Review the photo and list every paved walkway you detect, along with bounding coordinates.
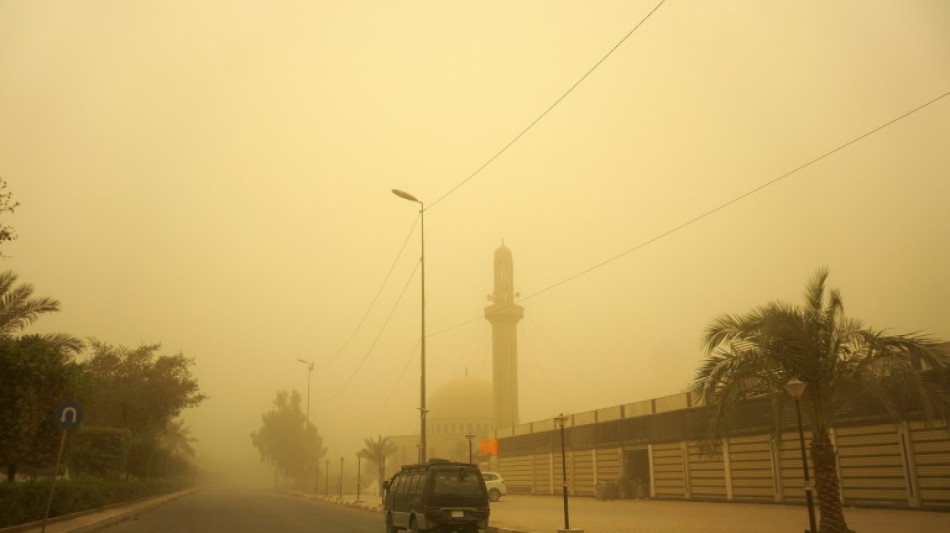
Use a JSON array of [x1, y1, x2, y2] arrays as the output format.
[[4, 488, 947, 533], [483, 494, 949, 533], [315, 492, 949, 533]]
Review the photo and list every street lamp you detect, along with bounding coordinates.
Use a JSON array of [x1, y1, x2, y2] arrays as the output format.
[[325, 459, 330, 497], [465, 432, 476, 464], [297, 358, 315, 492], [356, 453, 362, 502], [296, 359, 314, 423], [785, 377, 818, 533], [393, 188, 428, 463], [554, 413, 571, 531], [339, 457, 345, 499]]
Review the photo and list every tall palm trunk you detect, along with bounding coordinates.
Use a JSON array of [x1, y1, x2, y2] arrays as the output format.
[[811, 433, 851, 533]]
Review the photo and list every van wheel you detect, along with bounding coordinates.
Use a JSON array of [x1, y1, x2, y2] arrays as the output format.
[[409, 517, 426, 533], [488, 488, 501, 502], [385, 514, 397, 533]]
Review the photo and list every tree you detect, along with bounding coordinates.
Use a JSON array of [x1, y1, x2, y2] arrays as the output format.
[[691, 268, 950, 533], [0, 178, 19, 252], [357, 434, 398, 494], [0, 336, 83, 481], [0, 270, 82, 352], [80, 340, 207, 477], [250, 390, 326, 486], [0, 271, 82, 481]]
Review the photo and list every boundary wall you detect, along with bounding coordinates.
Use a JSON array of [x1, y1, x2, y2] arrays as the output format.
[[492, 393, 950, 509]]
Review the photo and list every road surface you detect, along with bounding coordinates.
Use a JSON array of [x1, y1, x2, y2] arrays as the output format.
[[99, 487, 380, 533]]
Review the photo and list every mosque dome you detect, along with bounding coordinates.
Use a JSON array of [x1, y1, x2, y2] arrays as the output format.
[[427, 376, 493, 422]]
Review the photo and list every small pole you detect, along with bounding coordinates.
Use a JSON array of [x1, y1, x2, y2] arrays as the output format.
[[339, 457, 344, 499], [40, 430, 69, 533], [465, 432, 475, 464], [795, 398, 818, 533], [556, 414, 570, 530], [356, 455, 362, 502]]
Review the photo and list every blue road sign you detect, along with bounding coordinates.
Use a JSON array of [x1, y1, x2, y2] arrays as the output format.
[[54, 402, 83, 429]]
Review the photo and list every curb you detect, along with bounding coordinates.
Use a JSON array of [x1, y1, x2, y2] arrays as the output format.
[[69, 489, 198, 533], [0, 488, 197, 533]]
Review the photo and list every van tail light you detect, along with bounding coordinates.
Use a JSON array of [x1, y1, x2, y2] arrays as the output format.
[[424, 508, 442, 521], [474, 507, 490, 519]]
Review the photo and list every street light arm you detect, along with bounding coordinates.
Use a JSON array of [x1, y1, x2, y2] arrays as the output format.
[[392, 189, 421, 203]]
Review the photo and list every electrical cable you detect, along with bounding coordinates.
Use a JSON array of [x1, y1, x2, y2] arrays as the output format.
[[315, 259, 420, 404], [428, 0, 668, 210], [364, 340, 421, 435], [316, 214, 419, 372], [427, 90, 950, 337]]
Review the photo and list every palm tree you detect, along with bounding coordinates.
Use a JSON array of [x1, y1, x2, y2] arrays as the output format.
[[358, 435, 398, 495], [160, 418, 197, 458], [0, 270, 82, 352], [691, 267, 950, 533]]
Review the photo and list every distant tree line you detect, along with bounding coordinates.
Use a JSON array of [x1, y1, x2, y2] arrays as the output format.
[[0, 272, 207, 482], [0, 182, 207, 484]]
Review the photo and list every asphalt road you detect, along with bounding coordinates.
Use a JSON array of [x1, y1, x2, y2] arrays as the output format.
[[99, 487, 381, 533]]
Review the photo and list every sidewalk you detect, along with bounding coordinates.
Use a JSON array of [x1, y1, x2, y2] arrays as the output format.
[[483, 494, 950, 533], [323, 492, 949, 533], [0, 489, 196, 533]]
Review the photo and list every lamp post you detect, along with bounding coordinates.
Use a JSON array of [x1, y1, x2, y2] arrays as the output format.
[[356, 454, 362, 502], [296, 359, 314, 423], [297, 359, 315, 492], [554, 413, 571, 531], [465, 432, 476, 464], [393, 188, 428, 463], [785, 378, 818, 533], [339, 457, 344, 499], [325, 459, 330, 497]]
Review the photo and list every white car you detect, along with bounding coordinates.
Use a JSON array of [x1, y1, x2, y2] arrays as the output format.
[[482, 471, 507, 502]]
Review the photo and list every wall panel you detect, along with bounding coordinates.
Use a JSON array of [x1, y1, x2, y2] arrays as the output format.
[[728, 434, 776, 501]]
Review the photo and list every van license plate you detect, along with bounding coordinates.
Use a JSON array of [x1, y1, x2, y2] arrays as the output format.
[[451, 511, 464, 518]]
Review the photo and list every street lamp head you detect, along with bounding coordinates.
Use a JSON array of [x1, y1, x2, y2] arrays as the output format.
[[554, 413, 569, 428], [465, 432, 475, 441], [392, 189, 421, 204], [784, 377, 807, 400]]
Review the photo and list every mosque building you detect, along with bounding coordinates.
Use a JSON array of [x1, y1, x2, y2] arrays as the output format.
[[387, 242, 523, 470]]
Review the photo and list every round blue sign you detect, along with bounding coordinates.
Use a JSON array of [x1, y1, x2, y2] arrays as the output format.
[[55, 402, 83, 429]]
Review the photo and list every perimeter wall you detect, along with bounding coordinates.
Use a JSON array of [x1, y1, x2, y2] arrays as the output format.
[[492, 393, 950, 509]]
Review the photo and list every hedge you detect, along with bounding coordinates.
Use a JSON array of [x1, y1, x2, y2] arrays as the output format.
[[0, 476, 192, 528]]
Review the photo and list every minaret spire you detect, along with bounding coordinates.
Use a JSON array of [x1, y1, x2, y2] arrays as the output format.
[[485, 242, 524, 430]]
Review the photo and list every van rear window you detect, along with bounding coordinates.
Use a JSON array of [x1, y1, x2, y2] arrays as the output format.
[[431, 469, 483, 496]]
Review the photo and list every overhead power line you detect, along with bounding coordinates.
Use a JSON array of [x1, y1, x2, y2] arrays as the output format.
[[428, 0, 668, 210], [315, 259, 420, 404], [316, 215, 419, 372], [428, 89, 950, 337]]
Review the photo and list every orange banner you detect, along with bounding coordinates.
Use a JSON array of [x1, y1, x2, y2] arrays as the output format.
[[479, 438, 499, 456]]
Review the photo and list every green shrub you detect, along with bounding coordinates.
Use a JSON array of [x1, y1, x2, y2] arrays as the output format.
[[68, 427, 132, 479], [0, 476, 192, 528]]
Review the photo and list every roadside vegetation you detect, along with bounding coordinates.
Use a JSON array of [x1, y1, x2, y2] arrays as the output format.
[[250, 390, 327, 490], [692, 268, 950, 533], [357, 435, 398, 494], [0, 181, 207, 527]]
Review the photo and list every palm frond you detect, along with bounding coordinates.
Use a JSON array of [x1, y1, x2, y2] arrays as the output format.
[[0, 289, 61, 335], [35, 332, 84, 354], [803, 266, 830, 317]]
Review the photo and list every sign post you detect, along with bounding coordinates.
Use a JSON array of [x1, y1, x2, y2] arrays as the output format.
[[41, 402, 83, 533]]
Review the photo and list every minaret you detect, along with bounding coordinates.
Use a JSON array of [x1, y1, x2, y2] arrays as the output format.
[[484, 242, 524, 430]]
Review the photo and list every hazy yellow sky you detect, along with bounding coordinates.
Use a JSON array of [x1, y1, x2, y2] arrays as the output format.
[[2, 1, 948, 481]]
